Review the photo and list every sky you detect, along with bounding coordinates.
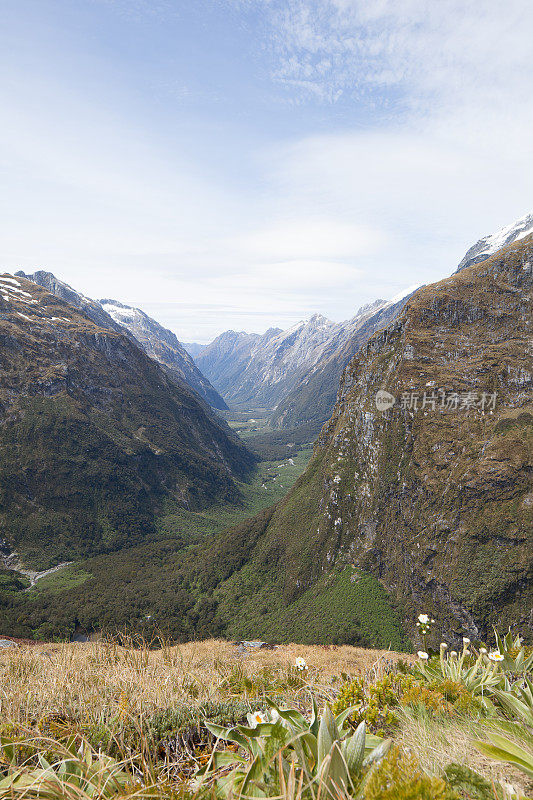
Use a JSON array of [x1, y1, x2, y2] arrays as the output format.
[[0, 0, 532, 343]]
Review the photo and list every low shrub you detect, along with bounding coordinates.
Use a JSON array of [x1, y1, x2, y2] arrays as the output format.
[[363, 745, 453, 800]]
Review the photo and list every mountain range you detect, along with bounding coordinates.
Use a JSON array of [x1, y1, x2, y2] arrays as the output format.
[[195, 315, 336, 411], [194, 293, 419, 432], [0, 212, 531, 646]]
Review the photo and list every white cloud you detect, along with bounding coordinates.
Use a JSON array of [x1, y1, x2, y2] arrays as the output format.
[[232, 218, 384, 261], [263, 0, 533, 113]]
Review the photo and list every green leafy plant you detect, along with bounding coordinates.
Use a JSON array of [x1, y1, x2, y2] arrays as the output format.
[[199, 696, 391, 798], [474, 733, 533, 781], [474, 675, 533, 784], [491, 631, 533, 676], [0, 734, 130, 799], [415, 641, 500, 702], [490, 678, 533, 727]]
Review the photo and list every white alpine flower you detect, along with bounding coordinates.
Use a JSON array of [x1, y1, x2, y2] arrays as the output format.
[[463, 637, 470, 645], [417, 651, 429, 660], [418, 614, 430, 624], [247, 711, 267, 728], [488, 651, 504, 662], [295, 657, 307, 670]]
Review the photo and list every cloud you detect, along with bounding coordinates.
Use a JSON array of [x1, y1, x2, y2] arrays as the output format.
[[232, 218, 384, 261], [259, 0, 533, 113]]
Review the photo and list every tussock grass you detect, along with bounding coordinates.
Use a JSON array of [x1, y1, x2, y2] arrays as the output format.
[[398, 708, 531, 794], [0, 639, 529, 798], [0, 638, 410, 726]]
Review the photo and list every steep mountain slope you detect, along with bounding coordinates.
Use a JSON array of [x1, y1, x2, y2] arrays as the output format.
[[99, 300, 227, 410], [193, 327, 272, 408], [187, 234, 533, 643], [272, 212, 533, 431], [17, 272, 226, 410], [456, 212, 533, 272], [197, 315, 343, 410], [183, 342, 205, 358], [16, 270, 128, 335], [0, 274, 254, 569], [270, 295, 416, 432]]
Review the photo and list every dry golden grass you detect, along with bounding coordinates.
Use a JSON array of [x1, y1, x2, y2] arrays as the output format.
[[0, 639, 529, 798], [0, 638, 412, 724], [399, 709, 530, 795]]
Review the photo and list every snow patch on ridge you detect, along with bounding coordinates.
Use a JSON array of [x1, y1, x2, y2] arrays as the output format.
[[387, 284, 421, 305], [457, 212, 533, 272]]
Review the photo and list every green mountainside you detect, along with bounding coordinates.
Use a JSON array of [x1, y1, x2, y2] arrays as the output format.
[[0, 447, 317, 640], [0, 274, 254, 569], [170, 235, 532, 645]]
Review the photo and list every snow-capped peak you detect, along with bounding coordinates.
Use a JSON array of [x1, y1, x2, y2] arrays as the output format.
[[456, 212, 533, 273]]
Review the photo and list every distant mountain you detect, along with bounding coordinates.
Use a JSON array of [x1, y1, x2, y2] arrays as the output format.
[[0, 274, 253, 569], [183, 342, 205, 358], [270, 295, 418, 431], [196, 316, 341, 410], [99, 300, 227, 410], [456, 212, 533, 272], [196, 295, 419, 430], [16, 272, 227, 410]]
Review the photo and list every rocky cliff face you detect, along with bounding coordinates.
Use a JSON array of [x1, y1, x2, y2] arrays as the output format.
[[310, 234, 533, 639], [199, 235, 532, 643], [0, 274, 253, 568], [17, 272, 227, 410]]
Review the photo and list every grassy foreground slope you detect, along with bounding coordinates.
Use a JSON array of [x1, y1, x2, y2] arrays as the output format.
[[0, 638, 529, 797]]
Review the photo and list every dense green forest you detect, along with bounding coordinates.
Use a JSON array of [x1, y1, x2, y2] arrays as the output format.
[[0, 427, 407, 648]]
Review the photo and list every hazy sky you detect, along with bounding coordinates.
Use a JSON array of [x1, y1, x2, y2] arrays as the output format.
[[1, 0, 532, 342]]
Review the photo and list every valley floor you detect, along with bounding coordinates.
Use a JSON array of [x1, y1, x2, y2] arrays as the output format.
[[27, 445, 314, 596]]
